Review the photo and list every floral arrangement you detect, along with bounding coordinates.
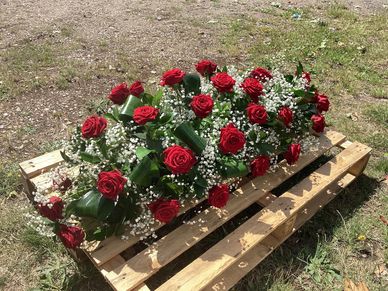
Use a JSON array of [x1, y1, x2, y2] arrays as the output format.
[[29, 60, 330, 249]]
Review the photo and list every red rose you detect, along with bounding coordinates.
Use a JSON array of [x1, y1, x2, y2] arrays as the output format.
[[208, 184, 230, 208], [148, 198, 180, 223], [211, 72, 236, 93], [81, 115, 107, 139], [219, 123, 245, 155], [250, 67, 272, 82], [195, 60, 217, 77], [108, 83, 130, 104], [38, 196, 64, 221], [314, 93, 330, 112], [278, 107, 293, 127], [190, 94, 214, 118], [284, 143, 301, 165], [311, 114, 325, 133], [58, 224, 84, 249], [129, 81, 144, 97], [302, 71, 311, 86], [133, 106, 159, 125], [163, 145, 196, 174], [97, 169, 127, 200], [240, 78, 264, 102], [53, 177, 72, 194], [250, 155, 270, 177], [160, 68, 186, 86], [246, 103, 268, 125]]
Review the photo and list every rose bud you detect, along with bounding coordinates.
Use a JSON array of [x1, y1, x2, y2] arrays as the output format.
[[250, 156, 270, 177], [163, 145, 197, 174], [58, 224, 85, 249], [219, 123, 245, 155], [133, 106, 159, 125], [81, 115, 107, 139], [278, 106, 293, 127], [250, 67, 272, 82], [190, 94, 214, 118], [97, 169, 127, 200], [284, 143, 301, 165], [208, 184, 230, 208], [211, 72, 236, 93], [311, 114, 325, 133], [195, 59, 217, 77], [160, 68, 186, 86], [108, 83, 130, 104], [38, 196, 64, 221], [129, 81, 144, 97], [148, 198, 180, 223], [246, 103, 268, 125]]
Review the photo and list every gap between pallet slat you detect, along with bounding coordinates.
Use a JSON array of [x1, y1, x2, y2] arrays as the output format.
[[155, 142, 370, 291]]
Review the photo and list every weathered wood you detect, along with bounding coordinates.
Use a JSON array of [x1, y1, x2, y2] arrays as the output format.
[[19, 149, 63, 179], [156, 142, 370, 291], [205, 173, 357, 291]]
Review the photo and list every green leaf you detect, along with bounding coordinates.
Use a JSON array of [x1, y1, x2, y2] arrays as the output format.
[[79, 152, 101, 164], [257, 143, 276, 155], [152, 89, 164, 106], [104, 112, 119, 122], [135, 147, 154, 160], [220, 159, 249, 178], [130, 156, 160, 186], [97, 139, 109, 159], [284, 74, 294, 83], [60, 150, 72, 163], [66, 189, 115, 221], [183, 73, 201, 95], [119, 95, 143, 121], [174, 122, 206, 154], [296, 62, 304, 76]]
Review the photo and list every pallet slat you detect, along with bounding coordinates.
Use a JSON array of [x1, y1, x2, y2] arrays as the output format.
[[156, 142, 370, 291], [106, 131, 346, 290], [19, 149, 63, 179]]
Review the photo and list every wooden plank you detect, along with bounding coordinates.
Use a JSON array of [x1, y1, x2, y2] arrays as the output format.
[[206, 173, 357, 291], [256, 192, 277, 207], [156, 142, 370, 291], [338, 140, 353, 149], [19, 149, 63, 179], [105, 131, 346, 290]]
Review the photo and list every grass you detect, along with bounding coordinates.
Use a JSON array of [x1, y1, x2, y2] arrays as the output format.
[[0, 2, 387, 291]]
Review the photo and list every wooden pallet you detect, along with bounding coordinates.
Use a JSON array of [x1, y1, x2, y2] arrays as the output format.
[[19, 131, 371, 291]]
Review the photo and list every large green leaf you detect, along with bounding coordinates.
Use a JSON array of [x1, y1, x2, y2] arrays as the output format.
[[220, 159, 249, 178], [130, 155, 160, 186], [79, 152, 101, 164], [135, 147, 154, 160], [66, 189, 115, 221], [174, 122, 206, 154], [183, 73, 201, 95], [119, 95, 143, 121]]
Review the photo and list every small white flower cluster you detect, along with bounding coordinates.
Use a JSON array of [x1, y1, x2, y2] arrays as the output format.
[[25, 213, 56, 237]]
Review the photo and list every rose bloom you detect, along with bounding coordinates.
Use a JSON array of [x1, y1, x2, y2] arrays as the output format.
[[163, 145, 196, 174], [38, 196, 64, 221], [190, 94, 214, 118], [160, 68, 186, 86], [250, 67, 272, 82], [278, 106, 293, 127], [108, 83, 130, 104], [246, 103, 268, 125], [219, 123, 245, 155], [148, 198, 180, 223], [284, 143, 301, 165], [97, 169, 127, 200], [311, 114, 325, 133], [129, 81, 144, 97], [58, 224, 84, 249], [211, 72, 236, 93], [302, 71, 311, 86], [195, 59, 217, 77], [208, 184, 230, 208], [53, 177, 72, 194], [314, 92, 330, 112], [240, 78, 264, 102], [81, 115, 107, 139], [250, 155, 270, 177], [133, 106, 159, 125]]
